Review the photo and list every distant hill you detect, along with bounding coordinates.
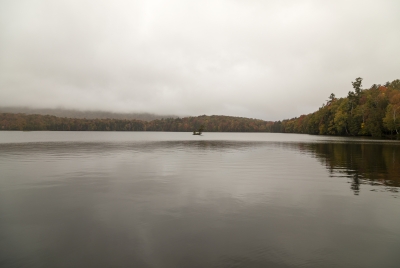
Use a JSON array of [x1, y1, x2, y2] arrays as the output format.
[[0, 113, 273, 132], [0, 107, 178, 121]]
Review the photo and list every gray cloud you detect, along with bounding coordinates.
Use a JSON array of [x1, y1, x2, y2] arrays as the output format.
[[1, 0, 399, 120]]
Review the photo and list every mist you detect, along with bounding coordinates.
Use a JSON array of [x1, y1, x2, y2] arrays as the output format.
[[1, 0, 399, 120]]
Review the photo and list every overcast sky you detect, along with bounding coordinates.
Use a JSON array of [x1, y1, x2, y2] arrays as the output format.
[[1, 0, 399, 120]]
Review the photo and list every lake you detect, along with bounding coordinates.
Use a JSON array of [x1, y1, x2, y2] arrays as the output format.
[[0, 132, 399, 267]]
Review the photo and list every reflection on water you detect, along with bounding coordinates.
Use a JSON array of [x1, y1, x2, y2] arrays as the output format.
[[0, 133, 400, 268], [302, 143, 400, 195]]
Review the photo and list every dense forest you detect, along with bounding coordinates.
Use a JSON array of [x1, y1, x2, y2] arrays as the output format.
[[270, 78, 400, 138], [0, 113, 271, 132], [1, 78, 399, 137]]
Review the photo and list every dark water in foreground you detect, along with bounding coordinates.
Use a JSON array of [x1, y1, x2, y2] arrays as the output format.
[[0, 132, 400, 267]]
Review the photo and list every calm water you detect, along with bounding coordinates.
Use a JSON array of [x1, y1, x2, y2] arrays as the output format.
[[0, 132, 399, 268]]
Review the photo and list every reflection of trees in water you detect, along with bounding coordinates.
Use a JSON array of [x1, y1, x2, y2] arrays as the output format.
[[0, 140, 266, 155], [351, 173, 360, 195], [148, 140, 267, 151], [302, 142, 400, 195]]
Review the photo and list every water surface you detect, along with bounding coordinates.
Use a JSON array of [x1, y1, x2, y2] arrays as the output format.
[[0, 132, 399, 267]]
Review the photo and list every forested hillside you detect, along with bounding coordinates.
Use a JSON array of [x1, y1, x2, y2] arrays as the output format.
[[1, 78, 399, 137], [0, 113, 272, 132], [269, 78, 400, 137]]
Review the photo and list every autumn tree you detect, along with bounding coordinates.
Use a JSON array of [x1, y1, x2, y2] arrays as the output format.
[[384, 92, 400, 134]]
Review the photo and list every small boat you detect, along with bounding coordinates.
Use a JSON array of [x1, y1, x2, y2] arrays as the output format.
[[193, 125, 204, 135]]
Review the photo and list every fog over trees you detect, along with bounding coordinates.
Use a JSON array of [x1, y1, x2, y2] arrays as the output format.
[[0, 107, 178, 121]]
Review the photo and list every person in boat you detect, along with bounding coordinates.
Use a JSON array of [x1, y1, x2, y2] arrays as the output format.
[[193, 125, 204, 135]]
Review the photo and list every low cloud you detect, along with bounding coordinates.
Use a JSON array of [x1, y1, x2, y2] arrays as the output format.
[[1, 0, 399, 120]]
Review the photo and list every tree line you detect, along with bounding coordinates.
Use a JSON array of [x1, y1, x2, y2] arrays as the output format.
[[1, 78, 399, 137], [270, 78, 400, 137], [0, 113, 272, 132]]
